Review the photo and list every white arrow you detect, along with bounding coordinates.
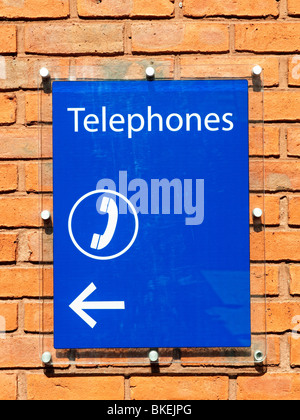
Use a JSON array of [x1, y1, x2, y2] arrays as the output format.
[[69, 283, 125, 328]]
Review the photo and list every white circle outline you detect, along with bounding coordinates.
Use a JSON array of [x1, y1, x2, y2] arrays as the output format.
[[68, 189, 139, 260]]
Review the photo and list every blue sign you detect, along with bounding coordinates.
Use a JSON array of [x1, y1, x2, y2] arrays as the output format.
[[52, 80, 250, 349]]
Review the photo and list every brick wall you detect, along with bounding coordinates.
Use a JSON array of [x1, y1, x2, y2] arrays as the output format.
[[0, 0, 299, 400]]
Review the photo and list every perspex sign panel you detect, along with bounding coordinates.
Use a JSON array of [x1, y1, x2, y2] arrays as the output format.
[[52, 80, 251, 350]]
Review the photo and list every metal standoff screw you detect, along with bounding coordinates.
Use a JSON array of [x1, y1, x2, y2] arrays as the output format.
[[41, 210, 51, 221], [252, 207, 263, 218], [41, 351, 52, 365], [146, 66, 155, 80], [148, 349, 159, 363], [40, 67, 50, 79], [252, 65, 262, 77], [254, 350, 264, 363]]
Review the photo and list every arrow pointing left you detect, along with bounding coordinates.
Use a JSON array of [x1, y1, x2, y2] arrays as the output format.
[[69, 283, 125, 328]]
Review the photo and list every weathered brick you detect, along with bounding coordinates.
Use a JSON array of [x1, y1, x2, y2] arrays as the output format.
[[0, 94, 16, 124], [0, 25, 16, 53], [0, 266, 52, 298], [27, 231, 53, 262], [237, 374, 300, 400], [0, 57, 70, 90], [75, 56, 175, 80], [235, 23, 300, 53], [0, 374, 17, 400], [130, 376, 228, 400], [181, 335, 279, 366], [287, 127, 300, 157], [132, 22, 229, 53], [78, 0, 174, 17], [289, 196, 300, 225], [288, 56, 300, 87], [264, 91, 300, 122], [0, 302, 18, 331], [0, 127, 52, 159], [250, 160, 300, 191], [0, 233, 17, 262], [0, 164, 18, 192], [288, 0, 300, 16], [24, 301, 53, 333], [250, 264, 279, 296], [290, 265, 300, 295], [25, 23, 124, 55], [250, 194, 280, 225], [251, 231, 300, 261], [180, 56, 279, 87], [27, 374, 124, 400], [0, 0, 69, 18], [184, 0, 278, 17]]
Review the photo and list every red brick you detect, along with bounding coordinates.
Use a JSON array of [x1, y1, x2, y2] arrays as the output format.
[[180, 56, 279, 88], [25, 23, 124, 55], [75, 56, 175, 80], [250, 264, 279, 296], [24, 301, 53, 333], [290, 334, 300, 366], [0, 196, 46, 227], [0, 233, 17, 262], [290, 265, 300, 295], [235, 23, 300, 53], [264, 91, 300, 122], [288, 0, 300, 16], [130, 376, 228, 400], [249, 125, 280, 157], [0, 93, 16, 124], [184, 0, 278, 17], [252, 301, 300, 334], [25, 92, 52, 124], [27, 374, 124, 400], [0, 374, 17, 400], [25, 161, 52, 192], [288, 56, 300, 87], [0, 163, 18, 192], [130, 0, 174, 17], [0, 127, 52, 159], [0, 266, 52, 298], [251, 231, 300, 261], [287, 127, 300, 157], [0, 0, 69, 18], [237, 374, 300, 400], [0, 25, 16, 53], [266, 302, 300, 332], [250, 194, 280, 225], [132, 22, 229, 53], [0, 302, 18, 331], [289, 196, 300, 225], [0, 335, 41, 368], [250, 160, 300, 191]]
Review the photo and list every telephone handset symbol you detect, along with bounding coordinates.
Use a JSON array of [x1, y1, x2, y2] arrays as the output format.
[[90, 196, 118, 250]]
